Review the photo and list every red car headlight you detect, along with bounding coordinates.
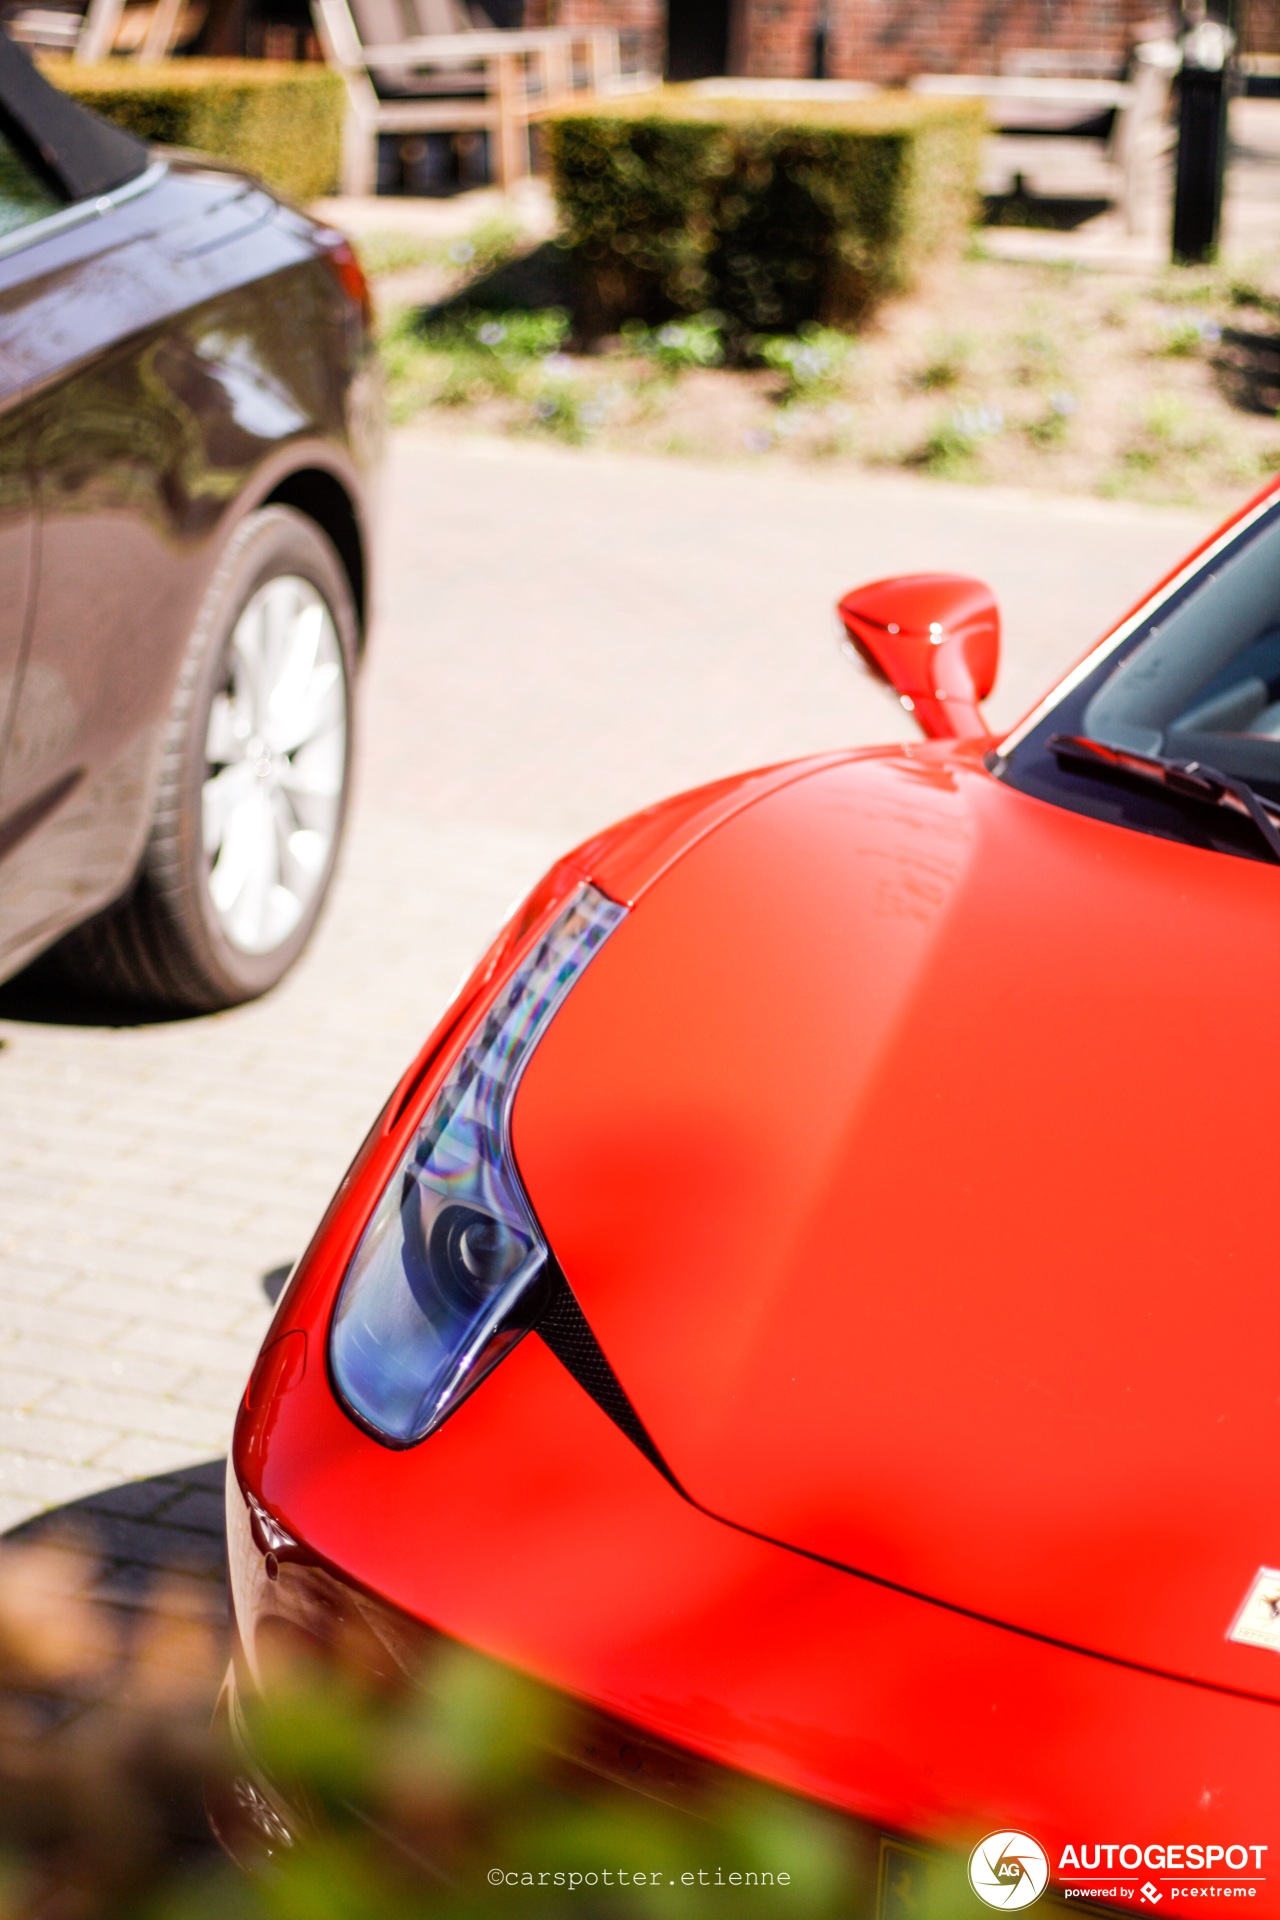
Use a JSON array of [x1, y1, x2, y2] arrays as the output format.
[[328, 885, 624, 1445]]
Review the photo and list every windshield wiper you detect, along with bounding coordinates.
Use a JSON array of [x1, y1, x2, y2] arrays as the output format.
[[1048, 732, 1280, 867]]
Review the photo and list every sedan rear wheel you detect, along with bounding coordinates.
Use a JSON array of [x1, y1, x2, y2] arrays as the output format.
[[202, 572, 347, 958], [57, 506, 357, 1012]]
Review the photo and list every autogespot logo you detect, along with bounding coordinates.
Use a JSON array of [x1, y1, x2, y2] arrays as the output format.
[[969, 1832, 1051, 1910]]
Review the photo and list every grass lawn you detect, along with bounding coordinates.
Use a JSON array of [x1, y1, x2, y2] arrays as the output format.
[[361, 218, 1280, 510]]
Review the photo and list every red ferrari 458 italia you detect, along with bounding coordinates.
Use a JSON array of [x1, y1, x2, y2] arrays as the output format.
[[217, 475, 1280, 1910]]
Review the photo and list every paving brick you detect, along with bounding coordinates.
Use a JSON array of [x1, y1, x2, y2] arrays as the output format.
[[0, 1455, 121, 1507], [42, 1244, 193, 1287], [110, 1323, 263, 1374], [173, 1458, 228, 1494], [93, 1560, 224, 1616], [71, 1511, 226, 1574], [0, 1263, 77, 1302], [81, 1477, 197, 1521], [0, 1296, 128, 1349], [1, 1339, 190, 1400], [165, 1261, 279, 1306], [228, 1307, 275, 1348], [91, 1435, 227, 1481], [0, 1407, 121, 1467], [0, 1490, 43, 1531], [0, 1364, 59, 1409], [36, 1386, 230, 1453], [170, 1370, 251, 1415], [58, 1279, 243, 1335], [160, 1486, 227, 1537]]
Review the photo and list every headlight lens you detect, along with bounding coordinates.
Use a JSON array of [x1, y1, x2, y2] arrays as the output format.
[[329, 885, 624, 1444]]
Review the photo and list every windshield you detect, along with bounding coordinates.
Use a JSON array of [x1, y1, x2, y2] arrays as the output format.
[[998, 495, 1280, 862]]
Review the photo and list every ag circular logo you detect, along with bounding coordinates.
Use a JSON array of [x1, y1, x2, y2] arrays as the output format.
[[968, 1831, 1050, 1909]]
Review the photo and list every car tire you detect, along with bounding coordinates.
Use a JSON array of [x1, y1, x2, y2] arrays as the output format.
[[57, 506, 357, 1013]]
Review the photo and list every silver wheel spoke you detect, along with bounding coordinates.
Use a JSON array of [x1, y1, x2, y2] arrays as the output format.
[[270, 660, 343, 759], [277, 729, 345, 831], [205, 690, 247, 766], [231, 598, 271, 734], [209, 789, 275, 921], [265, 603, 325, 743], [203, 574, 346, 957], [202, 761, 257, 856]]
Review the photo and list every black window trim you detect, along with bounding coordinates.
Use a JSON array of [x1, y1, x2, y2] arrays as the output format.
[[0, 152, 165, 264], [0, 23, 149, 203]]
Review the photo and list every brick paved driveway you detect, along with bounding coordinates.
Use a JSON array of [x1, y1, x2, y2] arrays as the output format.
[[0, 431, 1209, 1599]]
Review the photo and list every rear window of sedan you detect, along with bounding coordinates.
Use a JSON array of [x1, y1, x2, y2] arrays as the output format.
[[0, 123, 62, 237]]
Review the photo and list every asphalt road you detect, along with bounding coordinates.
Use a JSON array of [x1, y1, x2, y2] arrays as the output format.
[[0, 431, 1210, 1605]]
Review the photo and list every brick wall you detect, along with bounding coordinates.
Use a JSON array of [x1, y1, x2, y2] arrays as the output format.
[[520, 0, 1277, 79], [520, 0, 666, 71], [743, 0, 1176, 82], [1244, 0, 1280, 56]]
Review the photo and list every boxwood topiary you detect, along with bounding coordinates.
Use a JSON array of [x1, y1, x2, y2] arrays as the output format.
[[44, 60, 344, 204], [546, 89, 984, 337]]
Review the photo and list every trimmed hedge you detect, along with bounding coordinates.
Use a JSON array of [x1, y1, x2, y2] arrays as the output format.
[[44, 60, 344, 203], [545, 88, 984, 336]]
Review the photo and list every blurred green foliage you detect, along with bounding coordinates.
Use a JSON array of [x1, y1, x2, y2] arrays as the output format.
[[380, 305, 571, 418], [356, 232, 448, 279], [620, 312, 726, 372], [912, 333, 973, 394], [545, 90, 983, 338], [754, 326, 852, 402], [0, 1532, 988, 1920], [202, 1633, 972, 1920], [354, 215, 525, 283], [44, 60, 344, 202]]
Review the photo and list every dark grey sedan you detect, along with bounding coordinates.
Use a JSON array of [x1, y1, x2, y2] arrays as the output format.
[[0, 31, 379, 1010]]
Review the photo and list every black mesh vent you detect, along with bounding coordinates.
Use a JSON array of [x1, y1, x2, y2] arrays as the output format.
[[537, 1269, 677, 1486]]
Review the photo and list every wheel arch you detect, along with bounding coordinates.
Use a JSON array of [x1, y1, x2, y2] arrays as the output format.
[[262, 467, 369, 654]]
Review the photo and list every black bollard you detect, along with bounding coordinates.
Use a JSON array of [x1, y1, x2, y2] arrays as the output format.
[[811, 3, 831, 80], [1171, 21, 1233, 262]]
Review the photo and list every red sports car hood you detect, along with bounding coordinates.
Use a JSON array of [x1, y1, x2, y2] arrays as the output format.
[[512, 746, 1280, 1699]]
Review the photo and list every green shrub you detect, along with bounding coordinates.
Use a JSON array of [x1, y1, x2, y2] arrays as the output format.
[[1025, 390, 1077, 447], [546, 88, 983, 336], [913, 331, 973, 391], [755, 324, 851, 401], [44, 59, 344, 203], [620, 310, 725, 370], [421, 306, 570, 362], [914, 401, 1003, 477], [356, 230, 444, 277], [381, 305, 574, 420], [1159, 313, 1221, 357]]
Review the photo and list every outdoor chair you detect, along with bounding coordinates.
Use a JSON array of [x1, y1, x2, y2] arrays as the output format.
[[312, 0, 623, 194], [909, 38, 1177, 232], [2, 0, 201, 60]]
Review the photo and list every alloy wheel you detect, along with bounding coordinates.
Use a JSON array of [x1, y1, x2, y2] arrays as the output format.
[[201, 574, 347, 956]]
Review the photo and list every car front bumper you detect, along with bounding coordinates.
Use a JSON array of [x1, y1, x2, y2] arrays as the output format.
[[222, 1324, 1280, 1914]]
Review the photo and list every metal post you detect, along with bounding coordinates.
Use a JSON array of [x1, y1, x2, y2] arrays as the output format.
[[1171, 14, 1235, 262], [811, 2, 831, 80]]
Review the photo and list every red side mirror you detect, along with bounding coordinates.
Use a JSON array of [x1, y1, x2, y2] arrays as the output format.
[[836, 573, 1000, 741]]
